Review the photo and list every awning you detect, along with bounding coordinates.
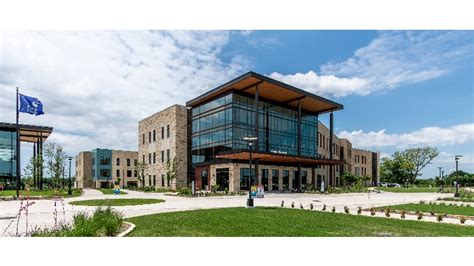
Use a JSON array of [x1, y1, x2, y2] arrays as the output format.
[[186, 71, 343, 114], [216, 150, 342, 166], [0, 122, 53, 143]]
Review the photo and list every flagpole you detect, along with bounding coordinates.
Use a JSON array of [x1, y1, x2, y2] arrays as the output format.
[[16, 87, 20, 198]]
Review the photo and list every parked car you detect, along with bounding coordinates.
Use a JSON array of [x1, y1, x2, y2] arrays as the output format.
[[380, 182, 388, 187], [387, 183, 401, 188]]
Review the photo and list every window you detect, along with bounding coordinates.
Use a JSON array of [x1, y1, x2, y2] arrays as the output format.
[[148, 175, 151, 186], [282, 170, 289, 190], [240, 168, 254, 190], [134, 159, 138, 166], [148, 131, 151, 143], [161, 174, 165, 186], [161, 127, 164, 139], [148, 153, 151, 164], [271, 170, 279, 191], [166, 149, 170, 161], [153, 130, 156, 142], [134, 170, 137, 177], [166, 125, 170, 138], [127, 170, 132, 177], [153, 152, 156, 164], [153, 175, 156, 186], [142, 133, 145, 144], [161, 150, 164, 163], [116, 170, 120, 177], [142, 154, 145, 163], [302, 171, 308, 185], [116, 158, 120, 166], [100, 158, 110, 165], [127, 158, 131, 166]]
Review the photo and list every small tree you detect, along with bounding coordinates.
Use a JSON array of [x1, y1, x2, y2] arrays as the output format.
[[401, 147, 439, 180], [23, 155, 43, 188], [43, 143, 67, 189], [165, 157, 181, 188], [134, 162, 148, 188]]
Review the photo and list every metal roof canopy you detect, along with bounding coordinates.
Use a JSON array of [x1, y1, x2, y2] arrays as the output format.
[[216, 150, 342, 166], [0, 122, 53, 143], [186, 71, 344, 114]]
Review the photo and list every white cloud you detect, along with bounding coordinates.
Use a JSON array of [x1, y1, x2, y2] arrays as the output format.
[[0, 31, 249, 156], [338, 123, 474, 149], [270, 31, 473, 97], [269, 71, 369, 97]]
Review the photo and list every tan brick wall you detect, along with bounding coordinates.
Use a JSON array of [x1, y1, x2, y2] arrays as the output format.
[[74, 151, 92, 188], [138, 104, 188, 190], [111, 150, 139, 187]]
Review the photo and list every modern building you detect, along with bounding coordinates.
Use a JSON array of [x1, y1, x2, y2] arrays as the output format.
[[138, 71, 380, 192], [74, 148, 138, 188], [138, 105, 188, 190], [0, 122, 52, 190]]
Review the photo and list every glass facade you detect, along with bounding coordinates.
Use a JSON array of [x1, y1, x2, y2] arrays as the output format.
[[92, 148, 112, 181], [0, 130, 17, 180], [191, 92, 318, 164]]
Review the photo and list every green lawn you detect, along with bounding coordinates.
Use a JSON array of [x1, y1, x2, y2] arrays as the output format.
[[97, 188, 127, 195], [0, 189, 82, 198], [69, 198, 164, 206], [377, 203, 474, 216], [126, 207, 474, 237], [378, 187, 444, 193]]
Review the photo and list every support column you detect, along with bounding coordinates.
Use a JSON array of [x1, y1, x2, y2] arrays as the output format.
[[329, 112, 334, 187], [297, 100, 302, 189], [39, 133, 43, 190], [254, 85, 259, 188], [33, 142, 37, 189]]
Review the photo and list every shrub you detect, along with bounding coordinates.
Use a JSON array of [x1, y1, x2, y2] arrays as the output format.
[[400, 210, 406, 218], [436, 214, 443, 222], [344, 206, 349, 214], [322, 204, 327, 211], [291, 202, 295, 208], [460, 216, 467, 224], [419, 200, 425, 204], [417, 212, 423, 220], [179, 187, 192, 196], [370, 208, 375, 216], [385, 208, 391, 217], [357, 207, 362, 215], [439, 202, 446, 206], [331, 206, 336, 213], [31, 206, 123, 237], [310, 203, 314, 210], [281, 200, 284, 208], [300, 203, 304, 210], [467, 204, 471, 208]]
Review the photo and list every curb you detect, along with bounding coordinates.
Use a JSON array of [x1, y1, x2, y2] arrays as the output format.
[[117, 221, 136, 237]]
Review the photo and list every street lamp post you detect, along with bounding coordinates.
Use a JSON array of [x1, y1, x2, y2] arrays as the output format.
[[438, 166, 443, 190], [243, 136, 258, 208], [454, 155, 463, 197], [68, 157, 72, 195]]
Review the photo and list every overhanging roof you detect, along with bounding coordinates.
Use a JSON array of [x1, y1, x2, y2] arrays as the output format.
[[0, 122, 53, 143], [216, 150, 342, 166], [186, 71, 343, 114]]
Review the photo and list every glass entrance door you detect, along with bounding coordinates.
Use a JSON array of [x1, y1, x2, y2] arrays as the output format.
[[216, 168, 229, 191]]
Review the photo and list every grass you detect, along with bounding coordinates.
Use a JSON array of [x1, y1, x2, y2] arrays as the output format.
[[69, 198, 165, 206], [126, 207, 474, 237], [98, 188, 127, 195], [31, 207, 123, 237], [376, 203, 474, 216], [0, 189, 82, 198], [438, 197, 474, 202], [378, 187, 444, 193]]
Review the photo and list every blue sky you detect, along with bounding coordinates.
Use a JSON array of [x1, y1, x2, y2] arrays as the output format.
[[0, 30, 472, 178]]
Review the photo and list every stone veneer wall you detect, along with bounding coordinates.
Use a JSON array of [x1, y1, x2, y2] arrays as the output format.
[[74, 151, 92, 189], [138, 104, 188, 190], [111, 150, 139, 187]]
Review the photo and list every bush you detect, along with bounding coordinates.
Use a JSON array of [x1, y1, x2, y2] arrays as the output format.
[[370, 208, 376, 216], [460, 216, 467, 224], [357, 207, 362, 215], [436, 214, 443, 222], [344, 206, 349, 214], [385, 208, 391, 217], [331, 206, 336, 213], [417, 212, 423, 220], [322, 204, 327, 211], [31, 206, 123, 237], [179, 187, 192, 195], [400, 210, 406, 218]]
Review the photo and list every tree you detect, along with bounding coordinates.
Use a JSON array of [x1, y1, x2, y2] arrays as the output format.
[[43, 143, 67, 189], [23, 155, 43, 188], [134, 161, 148, 188], [380, 156, 415, 186], [400, 147, 439, 179], [165, 157, 181, 188]]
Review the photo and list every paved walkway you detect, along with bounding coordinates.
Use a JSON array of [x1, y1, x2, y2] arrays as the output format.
[[0, 189, 463, 236]]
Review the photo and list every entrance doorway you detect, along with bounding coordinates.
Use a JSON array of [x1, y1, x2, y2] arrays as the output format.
[[261, 169, 268, 191], [216, 168, 229, 191]]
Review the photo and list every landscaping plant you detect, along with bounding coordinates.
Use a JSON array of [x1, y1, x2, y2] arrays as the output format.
[[436, 214, 443, 222], [344, 206, 349, 214], [400, 210, 406, 218], [460, 216, 467, 224], [357, 207, 362, 215], [370, 208, 376, 216], [385, 208, 391, 217], [332, 206, 336, 213], [417, 212, 423, 220], [322, 204, 326, 211]]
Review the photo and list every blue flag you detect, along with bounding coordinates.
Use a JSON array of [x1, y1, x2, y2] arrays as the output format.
[[19, 94, 45, 116]]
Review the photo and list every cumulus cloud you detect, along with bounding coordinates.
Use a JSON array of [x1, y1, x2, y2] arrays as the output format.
[[0, 31, 249, 155], [338, 123, 474, 149], [270, 31, 473, 97], [269, 71, 369, 97]]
